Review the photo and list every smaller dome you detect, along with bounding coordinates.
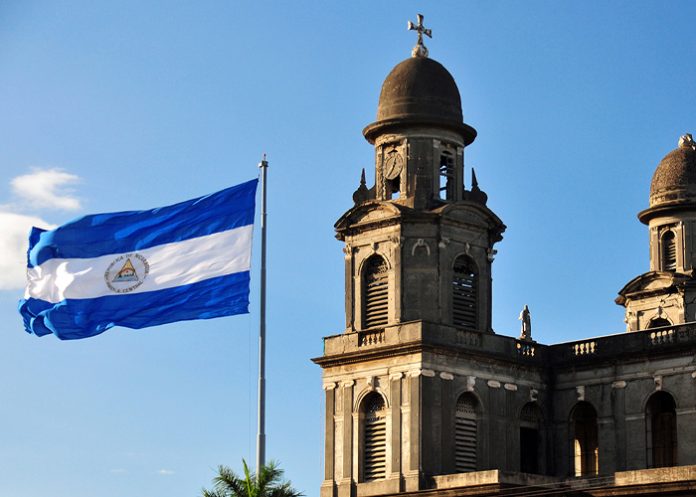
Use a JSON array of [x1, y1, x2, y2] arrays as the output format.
[[363, 56, 476, 144], [649, 134, 696, 208]]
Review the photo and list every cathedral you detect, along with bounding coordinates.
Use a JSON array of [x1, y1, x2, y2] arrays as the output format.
[[313, 16, 696, 497]]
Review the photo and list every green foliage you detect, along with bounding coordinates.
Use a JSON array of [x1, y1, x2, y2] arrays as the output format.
[[202, 459, 303, 497]]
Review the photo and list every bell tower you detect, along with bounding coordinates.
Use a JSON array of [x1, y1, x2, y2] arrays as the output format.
[[342, 15, 504, 336], [617, 134, 696, 330], [314, 16, 506, 497]]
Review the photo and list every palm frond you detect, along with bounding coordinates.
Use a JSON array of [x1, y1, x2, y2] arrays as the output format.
[[201, 459, 302, 497]]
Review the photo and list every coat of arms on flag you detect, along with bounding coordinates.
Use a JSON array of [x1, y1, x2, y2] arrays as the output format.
[[104, 254, 150, 293]]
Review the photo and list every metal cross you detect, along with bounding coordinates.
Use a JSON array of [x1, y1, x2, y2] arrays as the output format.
[[408, 14, 432, 58]]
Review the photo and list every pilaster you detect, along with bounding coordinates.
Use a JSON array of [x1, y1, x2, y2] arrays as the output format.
[[389, 373, 403, 481], [337, 380, 354, 497]]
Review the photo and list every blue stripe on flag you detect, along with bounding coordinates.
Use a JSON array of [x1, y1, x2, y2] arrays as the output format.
[[28, 179, 257, 268], [19, 271, 251, 340]]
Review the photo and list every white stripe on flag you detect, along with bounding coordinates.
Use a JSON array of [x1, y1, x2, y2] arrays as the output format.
[[25, 225, 253, 303]]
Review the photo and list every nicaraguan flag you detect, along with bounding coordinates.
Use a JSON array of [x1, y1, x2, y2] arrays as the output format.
[[18, 179, 258, 340]]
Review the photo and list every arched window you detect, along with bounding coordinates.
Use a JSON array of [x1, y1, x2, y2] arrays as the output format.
[[454, 394, 478, 472], [439, 149, 455, 200], [646, 392, 677, 468], [362, 393, 387, 481], [520, 403, 542, 474], [363, 256, 389, 329], [662, 231, 677, 271], [648, 317, 671, 329], [571, 402, 598, 477], [452, 256, 477, 329]]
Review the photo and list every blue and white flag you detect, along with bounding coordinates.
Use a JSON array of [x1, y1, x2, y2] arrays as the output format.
[[19, 179, 258, 340]]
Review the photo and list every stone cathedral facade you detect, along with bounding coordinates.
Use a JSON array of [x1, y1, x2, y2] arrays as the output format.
[[313, 18, 696, 497]]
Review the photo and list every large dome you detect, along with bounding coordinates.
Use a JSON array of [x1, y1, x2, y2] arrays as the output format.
[[363, 56, 476, 144], [648, 134, 696, 209]]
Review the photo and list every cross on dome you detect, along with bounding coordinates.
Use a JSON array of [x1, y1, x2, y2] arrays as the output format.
[[408, 14, 432, 58]]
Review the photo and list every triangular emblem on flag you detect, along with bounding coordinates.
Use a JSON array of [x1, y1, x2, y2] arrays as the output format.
[[112, 258, 138, 282]]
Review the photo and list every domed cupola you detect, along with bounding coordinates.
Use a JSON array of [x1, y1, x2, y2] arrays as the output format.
[[354, 15, 483, 210], [640, 134, 696, 223], [362, 57, 477, 145]]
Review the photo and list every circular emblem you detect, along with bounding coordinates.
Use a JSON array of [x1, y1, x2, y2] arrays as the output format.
[[384, 151, 403, 180], [104, 253, 150, 293]]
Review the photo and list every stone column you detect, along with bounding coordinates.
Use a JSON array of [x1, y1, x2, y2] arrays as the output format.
[[440, 372, 454, 474], [344, 246, 353, 330], [337, 380, 354, 497], [321, 383, 337, 497], [325, 383, 336, 480], [409, 138, 434, 210], [598, 416, 617, 475], [612, 381, 627, 471], [624, 413, 646, 470], [676, 407, 696, 465], [404, 371, 421, 491], [392, 235, 402, 324], [504, 383, 518, 472], [420, 369, 439, 476], [455, 145, 464, 201], [390, 373, 403, 480], [487, 380, 504, 470], [551, 391, 571, 477], [552, 418, 569, 477]]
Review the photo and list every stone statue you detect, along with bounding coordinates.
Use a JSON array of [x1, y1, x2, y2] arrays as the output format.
[[519, 305, 532, 341]]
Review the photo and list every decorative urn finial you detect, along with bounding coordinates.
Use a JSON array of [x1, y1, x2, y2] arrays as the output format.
[[678, 133, 695, 151], [407, 14, 432, 58]]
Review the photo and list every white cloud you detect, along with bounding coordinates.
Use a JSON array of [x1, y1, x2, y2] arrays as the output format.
[[0, 212, 55, 290], [11, 168, 81, 211], [109, 468, 127, 474], [157, 469, 175, 476]]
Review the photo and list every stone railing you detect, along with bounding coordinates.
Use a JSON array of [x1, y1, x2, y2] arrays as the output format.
[[650, 328, 674, 345], [515, 340, 536, 357], [318, 321, 696, 367], [430, 325, 546, 363], [358, 329, 385, 347], [548, 322, 696, 366], [572, 340, 597, 356]]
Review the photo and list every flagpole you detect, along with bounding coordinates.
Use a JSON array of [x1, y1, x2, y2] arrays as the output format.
[[256, 155, 268, 474]]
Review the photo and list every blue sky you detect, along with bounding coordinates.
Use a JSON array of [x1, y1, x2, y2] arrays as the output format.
[[1, 2, 696, 496]]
